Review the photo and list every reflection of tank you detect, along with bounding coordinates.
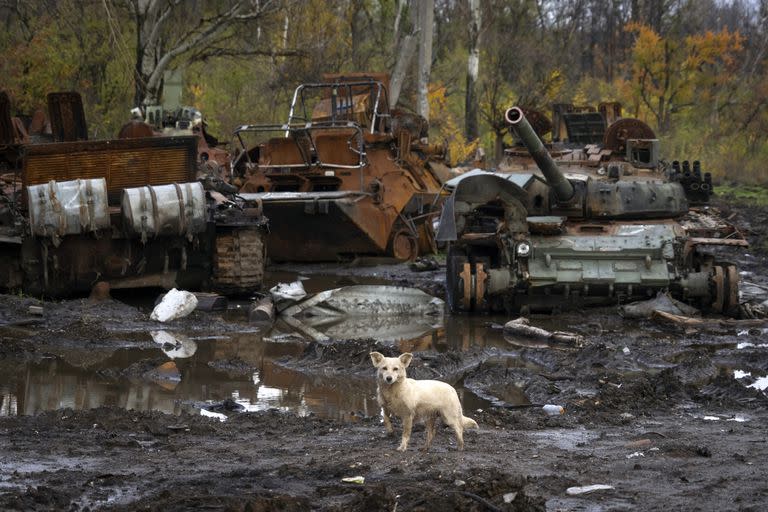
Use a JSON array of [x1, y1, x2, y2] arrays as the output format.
[[438, 106, 746, 316], [232, 73, 447, 261], [0, 91, 267, 296]]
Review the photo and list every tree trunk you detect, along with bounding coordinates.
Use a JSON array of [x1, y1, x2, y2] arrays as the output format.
[[494, 129, 505, 165], [415, 0, 434, 122], [465, 0, 481, 141], [132, 0, 165, 107], [389, 32, 418, 107]]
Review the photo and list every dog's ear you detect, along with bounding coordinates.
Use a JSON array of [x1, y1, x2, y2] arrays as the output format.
[[399, 352, 413, 367], [370, 351, 384, 367]]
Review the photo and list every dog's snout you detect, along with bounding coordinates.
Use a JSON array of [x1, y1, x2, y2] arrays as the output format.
[[385, 376, 393, 383]]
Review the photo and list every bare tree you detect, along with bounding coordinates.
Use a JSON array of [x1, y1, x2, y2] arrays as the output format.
[[121, 0, 286, 107], [415, 0, 434, 122], [464, 0, 481, 140], [389, 0, 435, 120], [389, 0, 417, 107]]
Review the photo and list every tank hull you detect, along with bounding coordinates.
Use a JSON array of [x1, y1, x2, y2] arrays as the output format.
[[1, 136, 267, 297], [241, 189, 439, 261], [233, 77, 446, 262], [442, 169, 745, 316]]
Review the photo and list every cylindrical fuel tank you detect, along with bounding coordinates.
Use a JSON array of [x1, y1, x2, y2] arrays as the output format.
[[121, 182, 206, 240], [27, 178, 110, 238]]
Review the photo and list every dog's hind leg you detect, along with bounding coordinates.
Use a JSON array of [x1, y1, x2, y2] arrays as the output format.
[[448, 420, 465, 450], [422, 414, 437, 452], [397, 415, 413, 452]]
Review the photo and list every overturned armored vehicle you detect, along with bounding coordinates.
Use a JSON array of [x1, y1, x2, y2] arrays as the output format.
[[232, 73, 446, 261], [0, 91, 266, 297], [438, 106, 745, 316]]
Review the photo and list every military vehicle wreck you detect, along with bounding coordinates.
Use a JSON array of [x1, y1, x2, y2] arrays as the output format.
[[231, 73, 447, 261], [0, 91, 266, 297], [438, 105, 746, 316]]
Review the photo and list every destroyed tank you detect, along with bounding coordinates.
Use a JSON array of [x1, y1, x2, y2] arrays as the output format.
[[438, 106, 746, 316], [231, 73, 447, 261], [0, 91, 267, 297]]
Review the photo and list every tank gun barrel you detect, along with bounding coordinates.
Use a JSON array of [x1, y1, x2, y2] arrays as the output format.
[[505, 106, 574, 202]]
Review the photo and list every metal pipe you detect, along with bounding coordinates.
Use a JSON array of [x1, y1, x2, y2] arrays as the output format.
[[285, 85, 303, 137], [505, 106, 574, 202]]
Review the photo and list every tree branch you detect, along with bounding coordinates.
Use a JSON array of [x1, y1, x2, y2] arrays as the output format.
[[144, 2, 272, 95], [188, 46, 304, 62]]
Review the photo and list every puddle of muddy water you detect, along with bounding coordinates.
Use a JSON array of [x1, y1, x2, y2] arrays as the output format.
[[2, 269, 597, 421], [1, 275, 525, 420]]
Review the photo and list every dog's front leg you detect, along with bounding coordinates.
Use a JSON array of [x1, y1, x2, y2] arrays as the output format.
[[397, 414, 413, 452], [421, 415, 436, 452], [381, 407, 394, 436]]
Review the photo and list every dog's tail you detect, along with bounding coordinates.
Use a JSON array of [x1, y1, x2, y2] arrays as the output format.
[[462, 416, 479, 429]]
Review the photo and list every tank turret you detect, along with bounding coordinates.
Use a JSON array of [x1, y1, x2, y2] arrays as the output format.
[[506, 106, 689, 220], [440, 104, 747, 317], [505, 106, 574, 202]]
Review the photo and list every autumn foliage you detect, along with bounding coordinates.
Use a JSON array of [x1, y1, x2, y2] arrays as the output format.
[[1, 1, 767, 183]]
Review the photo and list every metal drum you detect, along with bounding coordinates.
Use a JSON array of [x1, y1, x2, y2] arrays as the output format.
[[27, 178, 109, 239], [121, 182, 206, 241]]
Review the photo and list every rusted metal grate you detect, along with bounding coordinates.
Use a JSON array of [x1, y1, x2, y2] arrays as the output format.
[[21, 136, 197, 205]]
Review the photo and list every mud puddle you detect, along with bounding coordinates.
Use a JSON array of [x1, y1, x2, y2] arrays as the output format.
[[0, 296, 510, 420], [0, 267, 653, 422]]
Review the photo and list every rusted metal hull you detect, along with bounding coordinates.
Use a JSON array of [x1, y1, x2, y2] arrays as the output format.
[[1, 221, 267, 297], [16, 233, 210, 296], [242, 192, 389, 261], [233, 76, 446, 262], [241, 188, 440, 261]]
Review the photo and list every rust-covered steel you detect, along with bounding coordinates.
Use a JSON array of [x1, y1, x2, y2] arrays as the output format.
[[232, 74, 447, 262], [22, 136, 198, 203], [47, 92, 88, 142], [0, 91, 268, 297], [117, 105, 233, 192], [441, 105, 746, 317]]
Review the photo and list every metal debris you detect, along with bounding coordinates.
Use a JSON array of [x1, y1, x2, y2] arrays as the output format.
[[277, 285, 444, 342]]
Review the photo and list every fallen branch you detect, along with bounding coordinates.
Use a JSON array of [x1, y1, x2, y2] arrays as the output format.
[[651, 309, 768, 329], [502, 317, 584, 346]]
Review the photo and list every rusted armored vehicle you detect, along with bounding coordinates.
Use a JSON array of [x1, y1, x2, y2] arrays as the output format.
[[231, 73, 447, 261], [0, 91, 266, 297], [438, 106, 745, 316]]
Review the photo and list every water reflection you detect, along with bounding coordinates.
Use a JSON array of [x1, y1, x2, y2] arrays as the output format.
[[0, 305, 508, 420]]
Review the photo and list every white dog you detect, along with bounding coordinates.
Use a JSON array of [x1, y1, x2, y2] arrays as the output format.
[[370, 351, 478, 451]]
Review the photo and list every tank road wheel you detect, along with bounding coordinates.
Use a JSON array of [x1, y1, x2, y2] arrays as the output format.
[[446, 246, 490, 313], [446, 246, 469, 313], [724, 264, 740, 317], [711, 266, 725, 313], [711, 264, 740, 317], [388, 229, 419, 262]]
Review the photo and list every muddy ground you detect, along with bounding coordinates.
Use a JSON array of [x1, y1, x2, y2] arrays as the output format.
[[2, 200, 768, 512]]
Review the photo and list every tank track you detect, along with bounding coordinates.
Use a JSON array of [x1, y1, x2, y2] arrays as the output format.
[[212, 227, 265, 294]]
